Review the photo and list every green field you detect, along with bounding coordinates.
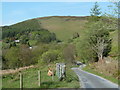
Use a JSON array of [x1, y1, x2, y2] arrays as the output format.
[[2, 64, 80, 88], [39, 16, 88, 41], [109, 30, 118, 57]]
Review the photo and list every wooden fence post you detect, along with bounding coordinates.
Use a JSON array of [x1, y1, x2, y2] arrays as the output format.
[[52, 70, 54, 81], [38, 71, 41, 87], [20, 73, 23, 89]]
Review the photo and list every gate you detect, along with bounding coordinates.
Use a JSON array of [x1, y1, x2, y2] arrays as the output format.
[[56, 63, 66, 80]]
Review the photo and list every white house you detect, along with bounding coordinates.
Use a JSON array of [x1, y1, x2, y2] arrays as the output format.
[[15, 40, 20, 43], [29, 47, 33, 49]]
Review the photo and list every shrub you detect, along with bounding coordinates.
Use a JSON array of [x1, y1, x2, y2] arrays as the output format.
[[39, 50, 60, 64], [19, 44, 35, 67], [4, 47, 20, 69], [73, 32, 79, 39], [31, 44, 49, 62], [76, 37, 96, 63], [63, 44, 76, 64]]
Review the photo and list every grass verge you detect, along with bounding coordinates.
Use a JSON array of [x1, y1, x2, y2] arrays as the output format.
[[82, 66, 119, 84]]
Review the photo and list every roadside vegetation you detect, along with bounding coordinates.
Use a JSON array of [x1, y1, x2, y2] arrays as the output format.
[[83, 63, 119, 84], [80, 2, 119, 84], [1, 1, 119, 88]]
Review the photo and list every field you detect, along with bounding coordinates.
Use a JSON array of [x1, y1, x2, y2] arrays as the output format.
[[109, 30, 118, 57], [2, 64, 80, 88], [39, 16, 88, 41]]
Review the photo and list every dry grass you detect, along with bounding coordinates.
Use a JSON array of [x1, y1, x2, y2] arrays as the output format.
[[0, 65, 37, 75], [91, 57, 119, 79]]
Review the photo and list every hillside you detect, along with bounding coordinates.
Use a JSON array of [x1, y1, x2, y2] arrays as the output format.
[[2, 16, 119, 88], [2, 16, 88, 41], [2, 16, 118, 55], [38, 16, 88, 41]]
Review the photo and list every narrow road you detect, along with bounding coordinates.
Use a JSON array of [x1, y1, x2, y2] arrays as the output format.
[[72, 67, 119, 88]]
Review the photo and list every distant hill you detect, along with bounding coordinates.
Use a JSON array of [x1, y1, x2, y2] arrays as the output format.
[[2, 16, 89, 41], [2, 16, 117, 56]]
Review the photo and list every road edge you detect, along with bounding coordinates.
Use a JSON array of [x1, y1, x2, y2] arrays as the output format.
[[71, 68, 85, 88], [79, 67, 119, 88]]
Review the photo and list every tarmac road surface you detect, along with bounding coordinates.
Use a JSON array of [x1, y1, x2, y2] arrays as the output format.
[[72, 67, 119, 89]]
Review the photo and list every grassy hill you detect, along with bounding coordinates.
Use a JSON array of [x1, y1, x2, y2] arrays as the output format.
[[3, 16, 88, 41], [109, 30, 118, 57], [38, 16, 88, 41], [2, 16, 118, 56], [2, 16, 118, 88]]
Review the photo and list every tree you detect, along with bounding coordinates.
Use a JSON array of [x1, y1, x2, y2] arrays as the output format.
[[63, 44, 76, 64], [90, 2, 102, 21], [32, 43, 48, 62], [4, 47, 20, 69], [20, 35, 29, 44], [73, 32, 79, 39], [102, 1, 119, 31], [106, 1, 119, 18], [39, 50, 59, 64], [19, 44, 34, 66], [10, 42, 16, 47], [87, 21, 112, 62], [90, 2, 101, 16], [76, 37, 95, 63]]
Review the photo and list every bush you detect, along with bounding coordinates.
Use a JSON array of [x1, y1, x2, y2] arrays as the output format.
[[76, 20, 112, 63], [19, 44, 35, 67], [73, 32, 79, 39], [63, 44, 76, 64], [31, 44, 49, 62], [4, 47, 20, 69], [3, 45, 37, 69], [76, 37, 95, 63], [39, 50, 60, 64]]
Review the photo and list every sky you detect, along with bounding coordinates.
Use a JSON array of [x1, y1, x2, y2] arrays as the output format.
[[2, 2, 113, 26]]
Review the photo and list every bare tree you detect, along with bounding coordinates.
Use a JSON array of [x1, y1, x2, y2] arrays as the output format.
[[91, 37, 108, 61], [87, 21, 112, 63]]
